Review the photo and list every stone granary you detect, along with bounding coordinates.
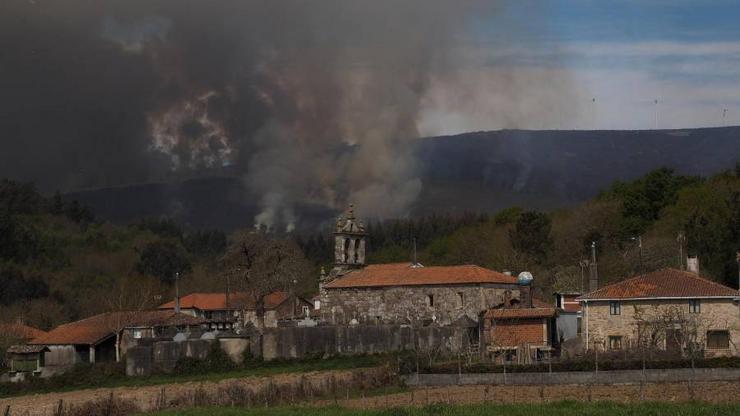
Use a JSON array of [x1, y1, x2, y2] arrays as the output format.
[[319, 205, 523, 331], [579, 268, 740, 357]]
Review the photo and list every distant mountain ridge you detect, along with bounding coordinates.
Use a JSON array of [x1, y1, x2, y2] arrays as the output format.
[[66, 127, 740, 230]]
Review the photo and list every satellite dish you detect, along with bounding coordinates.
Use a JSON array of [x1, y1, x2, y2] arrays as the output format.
[[517, 271, 534, 285]]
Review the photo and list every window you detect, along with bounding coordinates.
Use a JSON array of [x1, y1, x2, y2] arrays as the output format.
[[343, 238, 350, 263], [609, 301, 621, 315], [302, 306, 310, 317], [689, 299, 701, 314], [608, 336, 623, 350], [457, 292, 464, 307], [354, 238, 361, 263], [706, 330, 730, 349], [132, 328, 144, 339], [426, 294, 434, 307]]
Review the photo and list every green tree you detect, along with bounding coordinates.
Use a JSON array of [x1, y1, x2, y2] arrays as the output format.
[[606, 168, 700, 238], [135, 240, 192, 284], [662, 174, 739, 285], [509, 211, 552, 262]]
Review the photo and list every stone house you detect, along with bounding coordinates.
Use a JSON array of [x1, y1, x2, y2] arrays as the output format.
[[28, 310, 204, 376], [579, 268, 740, 357], [482, 298, 558, 363], [158, 291, 313, 329], [319, 206, 522, 332]]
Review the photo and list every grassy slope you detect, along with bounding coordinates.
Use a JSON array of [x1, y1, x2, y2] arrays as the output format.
[[149, 401, 740, 416]]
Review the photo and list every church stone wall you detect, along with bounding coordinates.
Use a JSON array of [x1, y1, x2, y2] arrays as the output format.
[[320, 284, 520, 326]]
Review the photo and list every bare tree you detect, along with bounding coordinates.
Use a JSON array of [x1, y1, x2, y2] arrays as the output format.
[[104, 275, 161, 361], [632, 304, 707, 359], [221, 232, 311, 328]]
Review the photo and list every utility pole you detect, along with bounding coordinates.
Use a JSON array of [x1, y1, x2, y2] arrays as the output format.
[[723, 108, 728, 126], [579, 260, 589, 294], [226, 269, 232, 309], [174, 271, 180, 314], [589, 242, 599, 292], [677, 232, 686, 270], [412, 237, 418, 266], [632, 236, 643, 276]]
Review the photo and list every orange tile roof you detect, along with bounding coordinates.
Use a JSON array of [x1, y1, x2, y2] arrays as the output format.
[[484, 307, 557, 319], [324, 263, 518, 289], [0, 323, 48, 341], [158, 291, 291, 311], [579, 268, 739, 300], [30, 311, 204, 346]]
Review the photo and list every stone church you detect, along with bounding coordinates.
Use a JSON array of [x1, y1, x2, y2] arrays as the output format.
[[318, 205, 523, 327]]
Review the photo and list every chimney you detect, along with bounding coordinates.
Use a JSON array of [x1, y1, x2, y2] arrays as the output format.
[[589, 241, 599, 292], [687, 256, 700, 274]]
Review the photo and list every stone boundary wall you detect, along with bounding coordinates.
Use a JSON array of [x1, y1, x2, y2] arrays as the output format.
[[262, 325, 469, 360], [403, 367, 740, 386]]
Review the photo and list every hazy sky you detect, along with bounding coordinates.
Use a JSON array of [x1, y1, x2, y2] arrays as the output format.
[[419, 0, 740, 134]]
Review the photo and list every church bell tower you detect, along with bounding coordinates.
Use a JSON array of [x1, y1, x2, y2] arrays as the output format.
[[333, 204, 366, 268]]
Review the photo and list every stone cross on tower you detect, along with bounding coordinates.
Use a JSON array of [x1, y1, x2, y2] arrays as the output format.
[[333, 204, 367, 268]]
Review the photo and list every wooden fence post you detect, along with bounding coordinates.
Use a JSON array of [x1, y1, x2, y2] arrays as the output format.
[[106, 391, 114, 416]]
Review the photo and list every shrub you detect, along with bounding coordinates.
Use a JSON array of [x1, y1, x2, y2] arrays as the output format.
[[172, 341, 236, 375]]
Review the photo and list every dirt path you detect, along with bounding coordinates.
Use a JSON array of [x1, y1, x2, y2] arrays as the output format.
[[3, 374, 739, 415], [0, 367, 387, 416]]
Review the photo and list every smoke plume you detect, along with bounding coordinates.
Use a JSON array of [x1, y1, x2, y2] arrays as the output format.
[[1, 1, 566, 229]]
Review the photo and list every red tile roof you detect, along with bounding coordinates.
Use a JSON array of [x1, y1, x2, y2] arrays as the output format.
[[557, 294, 582, 313], [324, 263, 518, 289], [579, 268, 739, 300], [30, 311, 204, 346], [0, 323, 48, 341], [158, 291, 291, 311]]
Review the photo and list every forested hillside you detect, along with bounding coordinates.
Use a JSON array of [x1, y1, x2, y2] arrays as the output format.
[[0, 181, 229, 329], [66, 127, 740, 230], [2, 164, 739, 332]]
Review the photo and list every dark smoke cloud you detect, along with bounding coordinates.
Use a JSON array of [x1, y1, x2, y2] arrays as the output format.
[[1, 0, 553, 229]]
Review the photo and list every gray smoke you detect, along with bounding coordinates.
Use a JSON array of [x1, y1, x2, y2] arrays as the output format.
[[0, 1, 568, 229]]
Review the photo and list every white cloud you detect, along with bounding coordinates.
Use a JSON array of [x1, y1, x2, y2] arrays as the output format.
[[417, 40, 740, 133]]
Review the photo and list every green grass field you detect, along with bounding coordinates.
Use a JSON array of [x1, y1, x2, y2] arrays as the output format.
[[148, 401, 740, 416]]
